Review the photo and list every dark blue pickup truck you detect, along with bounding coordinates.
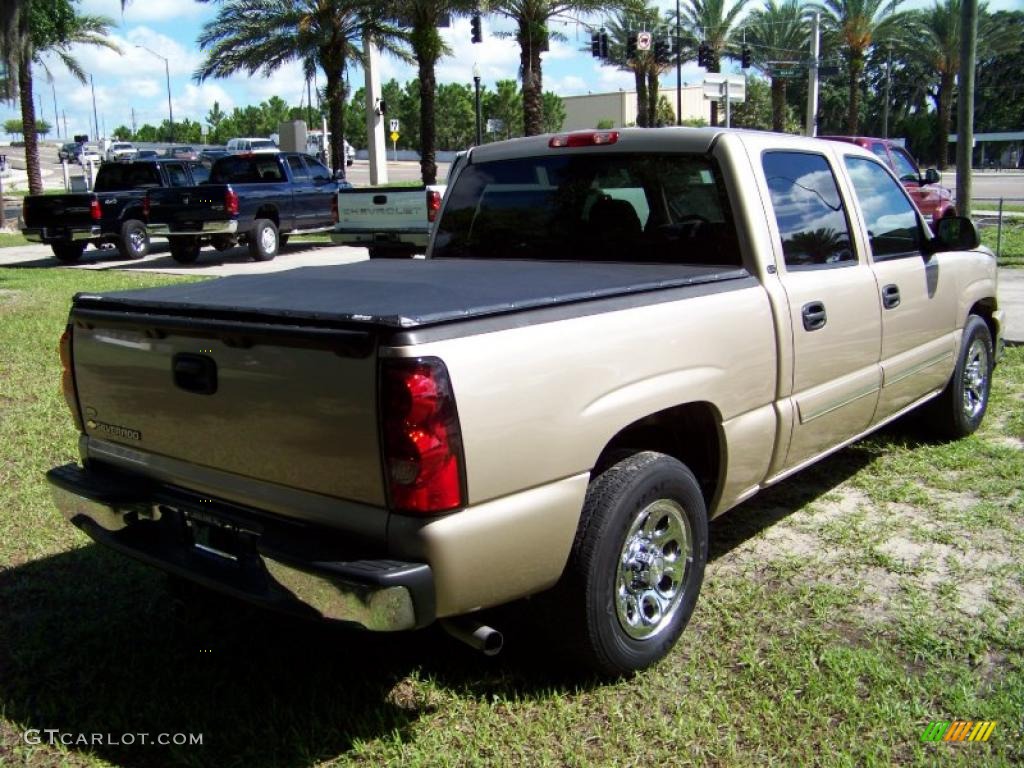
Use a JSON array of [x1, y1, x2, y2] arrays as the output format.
[[21, 159, 207, 263], [145, 152, 346, 264]]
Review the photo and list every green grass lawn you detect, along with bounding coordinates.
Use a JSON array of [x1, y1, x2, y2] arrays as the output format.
[[0, 267, 1022, 767], [981, 221, 1024, 267], [0, 231, 31, 248]]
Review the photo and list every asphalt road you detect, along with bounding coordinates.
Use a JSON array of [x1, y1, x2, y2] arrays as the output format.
[[941, 172, 1024, 202]]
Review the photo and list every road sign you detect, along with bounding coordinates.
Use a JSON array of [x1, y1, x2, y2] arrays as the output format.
[[768, 61, 804, 78], [389, 118, 400, 133], [637, 31, 652, 51], [486, 118, 504, 133], [390, 131, 399, 143], [702, 74, 746, 102]]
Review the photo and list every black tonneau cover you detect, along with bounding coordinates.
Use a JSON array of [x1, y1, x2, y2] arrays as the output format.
[[73, 259, 751, 329]]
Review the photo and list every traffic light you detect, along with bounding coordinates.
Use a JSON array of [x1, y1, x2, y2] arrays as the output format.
[[471, 13, 482, 44], [591, 31, 600, 57], [626, 33, 638, 58], [600, 30, 609, 59], [741, 44, 752, 69]]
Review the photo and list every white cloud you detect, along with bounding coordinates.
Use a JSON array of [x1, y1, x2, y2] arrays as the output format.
[[78, 0, 214, 23]]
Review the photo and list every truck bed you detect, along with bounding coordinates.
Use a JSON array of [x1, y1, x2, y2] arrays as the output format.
[[73, 259, 752, 330]]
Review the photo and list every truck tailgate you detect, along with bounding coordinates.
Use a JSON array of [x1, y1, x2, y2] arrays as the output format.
[[146, 185, 232, 226], [69, 307, 385, 506], [22, 194, 96, 229], [337, 186, 429, 231]]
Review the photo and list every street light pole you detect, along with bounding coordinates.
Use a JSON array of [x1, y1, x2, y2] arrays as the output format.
[[473, 63, 482, 146], [89, 73, 99, 140], [675, 0, 682, 125], [136, 45, 173, 142]]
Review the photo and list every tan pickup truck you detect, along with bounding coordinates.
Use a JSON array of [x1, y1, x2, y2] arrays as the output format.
[[48, 128, 1003, 675]]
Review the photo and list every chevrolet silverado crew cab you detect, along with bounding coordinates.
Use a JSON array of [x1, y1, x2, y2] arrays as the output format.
[[48, 129, 1002, 675], [145, 152, 344, 264], [21, 159, 207, 262]]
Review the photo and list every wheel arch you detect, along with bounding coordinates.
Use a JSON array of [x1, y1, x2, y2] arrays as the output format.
[[254, 205, 279, 227], [968, 296, 998, 345], [592, 401, 724, 512]]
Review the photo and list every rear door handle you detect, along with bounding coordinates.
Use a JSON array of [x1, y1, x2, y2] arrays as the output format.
[[882, 283, 901, 309], [801, 301, 827, 332]]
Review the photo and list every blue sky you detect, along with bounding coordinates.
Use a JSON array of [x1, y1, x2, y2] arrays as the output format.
[[4, 0, 1019, 140]]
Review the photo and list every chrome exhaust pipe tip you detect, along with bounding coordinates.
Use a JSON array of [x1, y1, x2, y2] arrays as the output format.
[[440, 618, 503, 656]]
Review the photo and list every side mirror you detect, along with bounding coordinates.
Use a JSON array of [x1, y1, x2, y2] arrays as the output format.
[[923, 168, 941, 185], [332, 168, 345, 181], [929, 216, 979, 253]]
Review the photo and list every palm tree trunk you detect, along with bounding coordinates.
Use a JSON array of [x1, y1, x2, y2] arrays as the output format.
[[771, 77, 786, 133], [324, 64, 345, 175], [417, 54, 437, 185], [18, 51, 42, 195], [519, 21, 544, 136], [936, 70, 954, 170], [847, 50, 864, 135], [647, 69, 658, 127], [634, 68, 648, 127]]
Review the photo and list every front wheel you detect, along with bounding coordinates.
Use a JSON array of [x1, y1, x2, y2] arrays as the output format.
[[169, 237, 201, 264], [551, 451, 708, 676], [117, 219, 149, 260], [923, 315, 993, 438], [248, 218, 278, 261]]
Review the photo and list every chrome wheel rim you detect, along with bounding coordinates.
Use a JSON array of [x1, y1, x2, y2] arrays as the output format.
[[260, 226, 276, 253], [129, 229, 146, 253], [616, 499, 692, 640], [962, 338, 989, 420]]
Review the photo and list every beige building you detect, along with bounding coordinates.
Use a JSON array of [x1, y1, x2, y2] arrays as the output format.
[[561, 87, 706, 130]]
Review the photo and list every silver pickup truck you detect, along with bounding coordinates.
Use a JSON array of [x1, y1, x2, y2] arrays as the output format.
[[48, 128, 1002, 675]]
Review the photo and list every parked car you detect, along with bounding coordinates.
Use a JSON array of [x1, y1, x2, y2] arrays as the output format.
[[164, 145, 199, 161], [21, 159, 206, 262], [200, 148, 229, 163], [819, 136, 955, 227], [145, 151, 343, 263], [226, 137, 278, 153], [343, 139, 355, 166], [57, 142, 79, 162], [332, 185, 445, 258], [136, 149, 160, 160], [106, 142, 137, 162], [47, 128, 1002, 675]]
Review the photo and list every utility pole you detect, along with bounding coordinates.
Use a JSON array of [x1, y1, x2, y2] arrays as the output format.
[[363, 32, 388, 185], [51, 80, 58, 138], [675, 0, 682, 125], [882, 47, 892, 138], [473, 63, 482, 146], [89, 73, 99, 139], [131, 106, 137, 136], [62, 110, 67, 138], [805, 12, 819, 136], [956, 0, 978, 217]]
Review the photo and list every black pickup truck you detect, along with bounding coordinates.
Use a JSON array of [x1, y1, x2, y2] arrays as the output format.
[[21, 160, 208, 263], [145, 152, 345, 264]]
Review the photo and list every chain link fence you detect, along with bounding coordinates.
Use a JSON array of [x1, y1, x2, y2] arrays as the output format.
[[973, 198, 1024, 267]]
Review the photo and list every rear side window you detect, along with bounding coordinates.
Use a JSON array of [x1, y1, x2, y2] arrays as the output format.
[[761, 151, 856, 269], [210, 156, 284, 183], [432, 152, 741, 266], [844, 156, 923, 259], [165, 163, 189, 186]]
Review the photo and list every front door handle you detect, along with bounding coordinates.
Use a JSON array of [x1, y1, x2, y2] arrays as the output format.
[[801, 301, 827, 332], [882, 283, 901, 309]]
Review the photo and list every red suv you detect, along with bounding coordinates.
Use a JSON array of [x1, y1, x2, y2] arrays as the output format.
[[820, 136, 956, 227]]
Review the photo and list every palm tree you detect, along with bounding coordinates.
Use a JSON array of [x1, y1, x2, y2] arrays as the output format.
[[493, 1, 614, 136], [397, 2, 476, 185], [20, 1, 120, 194], [196, 0, 407, 173], [743, 0, 807, 132], [674, 0, 750, 126], [813, 0, 907, 134]]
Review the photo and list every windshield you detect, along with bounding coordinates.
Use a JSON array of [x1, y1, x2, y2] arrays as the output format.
[[94, 162, 162, 191], [432, 152, 741, 266]]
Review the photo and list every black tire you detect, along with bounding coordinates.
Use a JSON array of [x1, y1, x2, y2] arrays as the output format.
[[51, 241, 85, 263], [367, 246, 415, 259], [922, 315, 994, 439], [248, 218, 278, 261], [551, 451, 708, 676], [116, 219, 149, 260], [169, 237, 201, 265]]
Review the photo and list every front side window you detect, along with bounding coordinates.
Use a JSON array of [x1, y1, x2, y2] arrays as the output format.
[[286, 155, 309, 181], [305, 157, 331, 182], [433, 152, 741, 266], [165, 163, 189, 187], [844, 156, 923, 260], [890, 148, 920, 182], [761, 151, 856, 268]]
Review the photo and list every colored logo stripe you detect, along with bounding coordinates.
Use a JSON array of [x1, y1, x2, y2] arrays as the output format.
[[921, 720, 996, 742]]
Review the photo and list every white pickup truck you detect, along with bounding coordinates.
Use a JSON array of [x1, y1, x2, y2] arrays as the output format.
[[48, 128, 1002, 675], [331, 184, 446, 258]]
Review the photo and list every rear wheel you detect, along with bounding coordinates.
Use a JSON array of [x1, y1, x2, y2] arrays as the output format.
[[116, 219, 149, 260], [548, 451, 708, 676], [922, 315, 993, 438], [51, 241, 85, 263], [169, 237, 201, 264], [248, 218, 279, 261]]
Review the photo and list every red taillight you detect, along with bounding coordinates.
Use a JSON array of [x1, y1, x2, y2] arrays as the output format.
[[426, 189, 442, 223], [142, 194, 150, 220], [89, 198, 101, 221], [225, 187, 239, 216], [548, 130, 619, 148], [381, 357, 464, 515], [59, 325, 84, 431]]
